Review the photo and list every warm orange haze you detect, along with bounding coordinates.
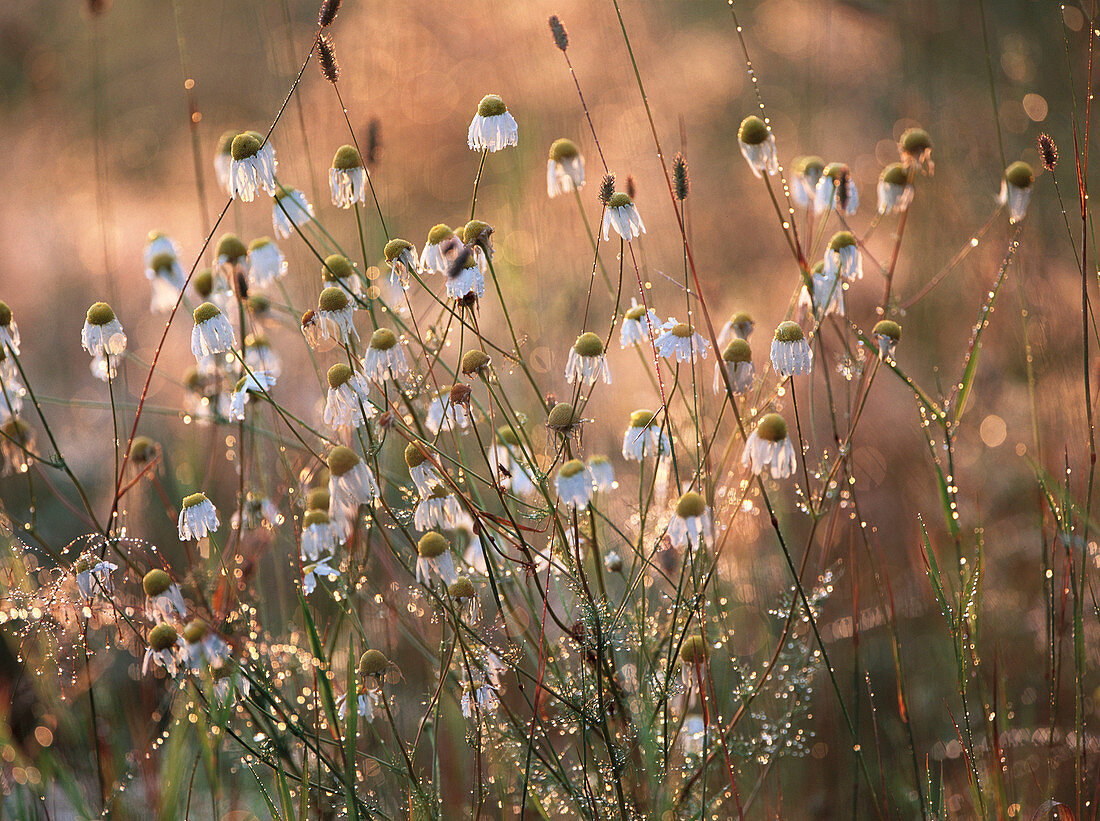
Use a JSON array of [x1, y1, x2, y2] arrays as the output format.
[[0, 0, 1094, 818]]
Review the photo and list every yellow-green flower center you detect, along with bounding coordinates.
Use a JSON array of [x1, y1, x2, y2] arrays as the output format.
[[477, 94, 507, 117], [418, 532, 449, 558], [230, 133, 262, 161], [756, 412, 788, 442], [327, 363, 353, 388], [327, 445, 360, 477], [370, 328, 398, 350], [573, 332, 604, 357], [193, 302, 221, 324], [318, 286, 349, 313], [143, 568, 172, 597], [332, 144, 362, 170], [86, 302, 116, 326], [774, 321, 804, 343], [738, 115, 769, 145]]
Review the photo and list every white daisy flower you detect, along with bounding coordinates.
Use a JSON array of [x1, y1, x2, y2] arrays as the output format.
[[718, 310, 755, 350], [414, 486, 465, 531], [588, 455, 615, 493], [416, 531, 458, 585], [899, 127, 934, 175], [212, 663, 250, 702], [556, 459, 593, 508], [338, 687, 380, 722], [323, 364, 375, 429], [0, 371, 25, 424], [81, 302, 127, 358], [448, 576, 480, 624], [182, 619, 231, 671], [770, 321, 813, 377], [244, 335, 281, 378], [998, 161, 1035, 223], [330, 145, 366, 209], [0, 301, 20, 355], [420, 224, 457, 275], [714, 338, 754, 395], [655, 319, 710, 363], [303, 555, 340, 595], [301, 509, 341, 562], [877, 163, 913, 215], [315, 287, 359, 346], [320, 253, 362, 297], [228, 132, 277, 202], [229, 371, 275, 420], [602, 192, 646, 242], [622, 409, 671, 461], [742, 413, 797, 478], [327, 445, 380, 526], [191, 302, 236, 360], [565, 332, 611, 386], [798, 264, 845, 320], [790, 157, 824, 210], [90, 352, 117, 383], [384, 239, 419, 289], [667, 491, 713, 550], [143, 623, 182, 677], [178, 491, 220, 541], [872, 320, 901, 361], [144, 230, 181, 269], [74, 556, 117, 601], [146, 252, 186, 314], [363, 328, 408, 382], [620, 298, 662, 348], [814, 162, 859, 216], [272, 185, 314, 239], [404, 442, 443, 496], [426, 389, 470, 434], [446, 252, 485, 300], [247, 237, 287, 287], [547, 138, 585, 198], [823, 231, 862, 282], [737, 116, 779, 178], [213, 130, 235, 194], [232, 493, 282, 531], [142, 569, 187, 622], [467, 94, 518, 152]]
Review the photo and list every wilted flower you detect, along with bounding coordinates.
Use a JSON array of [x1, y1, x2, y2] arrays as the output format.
[[143, 568, 187, 622], [620, 298, 661, 348], [74, 555, 117, 601], [244, 334, 281, 378], [602, 192, 646, 242], [420, 224, 456, 275], [899, 127, 933, 174], [383, 238, 419, 289], [655, 320, 710, 363], [814, 162, 858, 216], [229, 371, 275, 420], [416, 531, 458, 585], [461, 675, 500, 719], [81, 302, 126, 359], [213, 130, 235, 194], [246, 237, 286, 287], [178, 491, 220, 541], [999, 161, 1035, 223], [468, 94, 518, 152], [588, 455, 614, 492], [316, 286, 359, 345], [771, 321, 813, 377], [323, 363, 375, 429], [228, 132, 277, 202], [328, 445, 379, 526], [446, 253, 485, 300], [191, 302, 236, 360], [565, 332, 611, 386], [404, 442, 442, 496], [877, 163, 913, 215], [301, 509, 341, 561], [668, 491, 712, 550], [272, 185, 314, 239], [824, 231, 861, 281], [737, 115, 778, 178], [790, 156, 824, 210], [742, 413, 796, 478], [489, 427, 537, 496], [714, 338, 754, 395], [330, 145, 366, 208], [143, 623, 182, 677], [622, 409, 670, 461], [556, 459, 593, 508], [873, 319, 901, 360], [547, 138, 585, 198], [338, 686, 380, 722]]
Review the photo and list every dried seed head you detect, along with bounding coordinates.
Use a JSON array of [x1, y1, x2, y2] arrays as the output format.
[[675, 491, 707, 519], [461, 349, 491, 375], [358, 649, 388, 676], [738, 115, 769, 146], [327, 445, 360, 477], [418, 532, 449, 558], [148, 623, 179, 651], [1038, 134, 1058, 171], [317, 0, 341, 28], [598, 173, 616, 206], [86, 302, 116, 326], [673, 153, 689, 200], [774, 320, 805, 343], [449, 383, 472, 406], [449, 576, 476, 599], [317, 34, 340, 84], [548, 15, 569, 51], [679, 634, 709, 664], [756, 412, 788, 442], [626, 175, 637, 200], [143, 569, 172, 597]]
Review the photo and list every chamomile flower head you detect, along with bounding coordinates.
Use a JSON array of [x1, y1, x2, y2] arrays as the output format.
[[462, 220, 495, 260], [301, 509, 340, 561], [328, 445, 379, 525], [461, 349, 491, 377], [622, 409, 670, 461], [143, 623, 182, 676], [358, 649, 390, 679], [799, 262, 844, 320], [655, 320, 710, 363], [999, 161, 1035, 223], [82, 302, 127, 359], [547, 138, 585, 198], [737, 115, 778, 178], [814, 162, 859, 216], [601, 192, 646, 242], [246, 237, 287, 287], [446, 252, 485, 300], [229, 371, 275, 420], [145, 251, 186, 314], [214, 234, 249, 281], [178, 491, 220, 541], [468, 94, 518, 152], [272, 185, 314, 239], [588, 455, 615, 492], [790, 156, 825, 209], [547, 402, 581, 438], [565, 332, 611, 385], [771, 321, 813, 377], [877, 163, 913, 215], [449, 576, 480, 623], [556, 459, 593, 508], [824, 231, 862, 281], [359, 328, 406, 383], [679, 634, 709, 686], [318, 254, 360, 299], [405, 442, 442, 495], [143, 568, 187, 622], [228, 132, 277, 202], [384, 239, 418, 289], [0, 301, 20, 355], [144, 230, 182, 270], [715, 338, 754, 395], [742, 413, 796, 478], [244, 334, 281, 378], [899, 127, 933, 174], [303, 555, 340, 595], [73, 554, 116, 601], [191, 302, 236, 360], [620, 298, 662, 348], [420, 224, 456, 275], [489, 428, 537, 496], [667, 491, 713, 550], [182, 619, 230, 671], [316, 286, 359, 345], [323, 363, 375, 429], [330, 145, 366, 208], [873, 319, 902, 360], [414, 485, 465, 532], [416, 531, 458, 585], [426, 388, 470, 434]]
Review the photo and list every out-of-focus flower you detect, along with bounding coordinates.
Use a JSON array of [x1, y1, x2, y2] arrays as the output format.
[[999, 161, 1035, 223], [737, 115, 778, 178], [714, 338, 754, 395], [877, 163, 913, 215], [327, 445, 379, 526], [416, 531, 458, 585], [790, 156, 824, 209], [742, 413, 796, 478], [229, 371, 275, 420], [143, 623, 182, 677], [272, 185, 314, 239], [667, 491, 712, 550], [556, 459, 593, 508], [620, 298, 661, 348], [814, 162, 858, 216], [247, 237, 287, 287], [547, 138, 585, 198], [899, 127, 933, 174]]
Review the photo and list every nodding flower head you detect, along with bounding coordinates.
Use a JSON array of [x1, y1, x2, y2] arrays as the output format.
[[322, 254, 355, 282], [756, 413, 788, 442], [318, 286, 349, 312], [143, 568, 172, 598], [358, 649, 389, 677], [774, 321, 804, 343], [1000, 161, 1035, 223], [461, 349, 491, 375], [477, 94, 507, 118], [676, 491, 707, 519], [1004, 161, 1034, 189], [873, 319, 902, 359], [899, 127, 933, 173], [573, 332, 604, 358], [384, 238, 414, 262], [327, 363, 353, 388], [679, 634, 709, 665], [417, 531, 449, 558], [722, 338, 751, 363], [449, 576, 476, 600], [547, 401, 579, 433], [369, 327, 397, 351], [462, 219, 493, 250], [326, 445, 360, 477], [549, 138, 580, 162], [332, 145, 363, 170], [230, 133, 262, 161], [468, 95, 518, 152]]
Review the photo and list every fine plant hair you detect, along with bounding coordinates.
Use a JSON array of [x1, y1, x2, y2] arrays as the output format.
[[1, 1, 1099, 820]]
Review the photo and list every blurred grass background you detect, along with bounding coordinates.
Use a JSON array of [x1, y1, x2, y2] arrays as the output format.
[[0, 0, 1096, 817]]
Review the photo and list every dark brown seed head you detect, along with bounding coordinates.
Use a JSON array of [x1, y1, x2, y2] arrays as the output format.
[[318, 34, 339, 84], [673, 153, 689, 201], [598, 174, 616, 206], [626, 175, 637, 200], [317, 0, 341, 27], [549, 15, 569, 51], [835, 168, 852, 212], [1038, 133, 1058, 172], [366, 118, 382, 166]]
